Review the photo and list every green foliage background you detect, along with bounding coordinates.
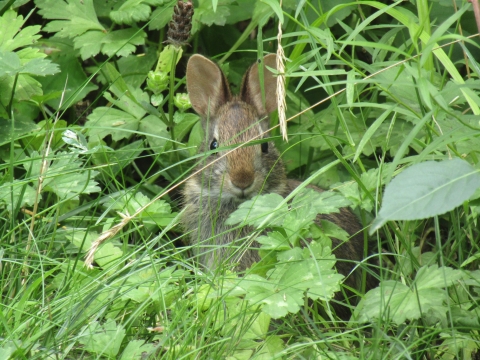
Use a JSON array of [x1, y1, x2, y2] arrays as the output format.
[[1, 0, 480, 359]]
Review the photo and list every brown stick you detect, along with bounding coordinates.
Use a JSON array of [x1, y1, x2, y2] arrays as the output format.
[[469, 0, 480, 34]]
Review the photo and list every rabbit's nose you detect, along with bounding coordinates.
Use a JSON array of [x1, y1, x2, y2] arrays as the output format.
[[230, 170, 255, 190]]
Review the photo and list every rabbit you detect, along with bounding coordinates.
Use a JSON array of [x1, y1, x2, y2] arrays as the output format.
[[182, 54, 376, 316]]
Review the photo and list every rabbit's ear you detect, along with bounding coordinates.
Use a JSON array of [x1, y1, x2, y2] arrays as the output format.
[[240, 54, 277, 115], [186, 54, 232, 117]]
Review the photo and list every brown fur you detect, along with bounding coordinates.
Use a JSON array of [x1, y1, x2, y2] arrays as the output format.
[[182, 54, 376, 317]]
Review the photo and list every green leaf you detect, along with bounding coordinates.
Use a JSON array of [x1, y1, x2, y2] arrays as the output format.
[[0, 51, 59, 77], [110, 0, 152, 25], [194, 0, 233, 27], [0, 180, 39, 211], [155, 45, 182, 73], [78, 319, 125, 358], [257, 231, 291, 251], [239, 242, 342, 319], [24, 151, 101, 200], [149, 5, 175, 30], [100, 28, 146, 58], [74, 30, 105, 60], [292, 188, 352, 215], [226, 193, 288, 227], [37, 0, 105, 37], [255, 335, 285, 359], [85, 107, 140, 141], [104, 190, 176, 228], [96, 242, 124, 267], [0, 10, 41, 52], [0, 118, 37, 145], [261, 0, 284, 24], [139, 115, 170, 151], [359, 265, 464, 323], [120, 340, 156, 360], [37, 38, 98, 109], [371, 159, 480, 233]]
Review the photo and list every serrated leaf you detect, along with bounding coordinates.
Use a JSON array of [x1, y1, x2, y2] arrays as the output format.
[[0, 10, 41, 52], [239, 242, 341, 319], [67, 230, 95, 252], [85, 107, 140, 141], [139, 115, 170, 151], [371, 159, 480, 233], [0, 180, 39, 211], [24, 151, 100, 200], [18, 57, 59, 76], [359, 265, 464, 323], [120, 340, 156, 360], [104, 190, 176, 228], [110, 1, 151, 25], [78, 319, 125, 358], [226, 193, 288, 227], [0, 118, 37, 145], [96, 242, 124, 267], [257, 231, 290, 251], [100, 28, 146, 57], [74, 31, 105, 59], [195, 0, 232, 26], [37, 0, 105, 38]]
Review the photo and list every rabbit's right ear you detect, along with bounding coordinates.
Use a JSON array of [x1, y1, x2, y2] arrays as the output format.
[[186, 54, 232, 117]]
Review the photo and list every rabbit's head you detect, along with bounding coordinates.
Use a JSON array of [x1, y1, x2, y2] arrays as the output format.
[[186, 54, 287, 203]]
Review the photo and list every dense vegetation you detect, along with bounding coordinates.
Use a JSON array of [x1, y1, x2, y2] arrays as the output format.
[[1, 0, 480, 358]]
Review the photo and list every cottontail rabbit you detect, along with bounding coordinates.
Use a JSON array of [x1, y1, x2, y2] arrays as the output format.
[[182, 54, 376, 315]]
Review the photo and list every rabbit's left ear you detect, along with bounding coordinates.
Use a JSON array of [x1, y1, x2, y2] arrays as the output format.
[[240, 54, 278, 115], [186, 54, 232, 118]]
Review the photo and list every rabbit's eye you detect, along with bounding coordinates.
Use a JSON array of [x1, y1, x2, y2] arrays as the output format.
[[210, 138, 218, 151], [261, 142, 268, 154]]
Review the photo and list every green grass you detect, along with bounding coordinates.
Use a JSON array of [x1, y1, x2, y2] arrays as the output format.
[[1, 0, 480, 359]]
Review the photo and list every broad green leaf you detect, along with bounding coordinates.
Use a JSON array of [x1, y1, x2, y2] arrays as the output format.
[[226, 193, 288, 227], [0, 118, 37, 145], [359, 265, 464, 324], [91, 140, 144, 176], [85, 107, 140, 141], [37, 0, 105, 37], [257, 231, 290, 251], [255, 335, 285, 359], [96, 242, 124, 267], [241, 273, 305, 318], [0, 51, 59, 77], [292, 188, 352, 215], [104, 190, 176, 228], [0, 10, 41, 52], [0, 180, 39, 210], [120, 340, 156, 360], [139, 115, 170, 151], [240, 242, 341, 318], [100, 28, 146, 58], [173, 112, 199, 141], [149, 5, 175, 31], [74, 30, 105, 60], [67, 230, 96, 252], [24, 151, 101, 200], [194, 0, 232, 27], [37, 38, 98, 109], [110, 1, 152, 25], [155, 44, 182, 73], [371, 159, 480, 233], [103, 89, 148, 119], [78, 319, 125, 358]]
